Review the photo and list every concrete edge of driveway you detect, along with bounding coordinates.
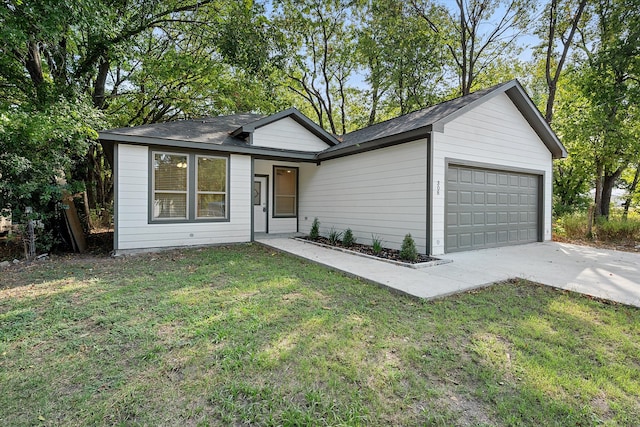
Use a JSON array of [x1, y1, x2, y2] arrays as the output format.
[[256, 240, 423, 300], [257, 238, 640, 308]]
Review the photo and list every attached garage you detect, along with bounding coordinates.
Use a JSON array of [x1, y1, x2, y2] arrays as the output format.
[[445, 163, 541, 252]]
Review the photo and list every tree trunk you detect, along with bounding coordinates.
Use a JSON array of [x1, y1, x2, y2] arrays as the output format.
[[622, 165, 639, 218], [93, 57, 110, 109], [24, 40, 47, 103], [600, 166, 624, 219], [594, 161, 604, 218]]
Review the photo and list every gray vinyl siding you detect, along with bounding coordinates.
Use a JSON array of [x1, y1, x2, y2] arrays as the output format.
[[431, 92, 553, 255], [115, 144, 251, 251], [299, 139, 428, 253], [252, 117, 331, 152]]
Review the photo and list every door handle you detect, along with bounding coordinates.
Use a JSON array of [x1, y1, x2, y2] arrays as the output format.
[[262, 207, 267, 212]]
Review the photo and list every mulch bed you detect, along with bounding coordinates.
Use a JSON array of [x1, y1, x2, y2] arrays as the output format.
[[300, 236, 438, 263]]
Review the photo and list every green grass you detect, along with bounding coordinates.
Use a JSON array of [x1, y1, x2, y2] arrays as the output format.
[[1, 244, 639, 426]]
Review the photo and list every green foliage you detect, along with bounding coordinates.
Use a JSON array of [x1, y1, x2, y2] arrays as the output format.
[[0, 98, 104, 248], [327, 227, 342, 246], [309, 217, 320, 240], [342, 228, 356, 247], [551, 1, 640, 217], [356, 0, 449, 121], [595, 216, 640, 242], [554, 212, 589, 239], [371, 234, 384, 255], [399, 233, 418, 262], [555, 211, 640, 243]]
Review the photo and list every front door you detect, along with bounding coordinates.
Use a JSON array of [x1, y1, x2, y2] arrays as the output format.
[[253, 176, 268, 233]]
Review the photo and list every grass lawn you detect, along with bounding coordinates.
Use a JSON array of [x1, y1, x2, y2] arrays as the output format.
[[1, 244, 639, 426]]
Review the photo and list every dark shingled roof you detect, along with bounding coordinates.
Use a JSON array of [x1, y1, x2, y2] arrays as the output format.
[[100, 113, 265, 146], [99, 80, 566, 160], [325, 82, 506, 153]]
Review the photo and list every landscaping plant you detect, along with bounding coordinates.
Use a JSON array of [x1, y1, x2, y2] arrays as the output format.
[[309, 217, 320, 240], [371, 234, 384, 255], [342, 228, 355, 247], [328, 227, 342, 245], [399, 233, 418, 261]]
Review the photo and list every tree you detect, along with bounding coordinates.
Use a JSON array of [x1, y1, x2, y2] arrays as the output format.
[[576, 0, 640, 219], [272, 0, 358, 135], [538, 0, 588, 124], [0, 0, 279, 215], [0, 98, 104, 250], [621, 163, 640, 218], [412, 0, 535, 95], [356, 0, 449, 124]]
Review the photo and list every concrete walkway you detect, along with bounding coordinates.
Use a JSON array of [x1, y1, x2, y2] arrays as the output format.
[[257, 237, 640, 307]]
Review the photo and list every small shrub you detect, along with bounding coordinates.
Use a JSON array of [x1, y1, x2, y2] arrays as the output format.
[[342, 228, 356, 247], [595, 217, 640, 242], [399, 233, 418, 262], [556, 212, 589, 239], [309, 217, 320, 240], [371, 234, 384, 255], [328, 227, 342, 245]]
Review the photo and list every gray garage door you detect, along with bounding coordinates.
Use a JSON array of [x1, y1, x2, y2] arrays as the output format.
[[446, 165, 540, 252]]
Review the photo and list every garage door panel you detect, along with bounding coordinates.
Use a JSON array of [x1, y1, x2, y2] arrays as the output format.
[[459, 191, 472, 204], [473, 212, 485, 225], [446, 164, 540, 252], [459, 233, 472, 248], [486, 232, 497, 244], [459, 212, 472, 226]]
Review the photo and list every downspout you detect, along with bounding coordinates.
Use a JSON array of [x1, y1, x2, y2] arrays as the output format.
[[249, 132, 255, 242], [426, 132, 433, 256]]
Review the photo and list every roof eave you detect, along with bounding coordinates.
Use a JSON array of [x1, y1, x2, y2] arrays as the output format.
[[503, 85, 568, 159], [429, 80, 568, 160], [98, 133, 319, 161], [318, 125, 432, 160]]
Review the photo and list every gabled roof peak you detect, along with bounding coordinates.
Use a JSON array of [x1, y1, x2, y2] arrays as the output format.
[[230, 107, 340, 146]]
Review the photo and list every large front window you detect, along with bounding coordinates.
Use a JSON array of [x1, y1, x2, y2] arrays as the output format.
[[152, 151, 228, 222], [274, 166, 297, 217]]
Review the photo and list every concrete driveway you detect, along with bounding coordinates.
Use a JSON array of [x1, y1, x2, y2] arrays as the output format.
[[439, 242, 640, 307], [258, 238, 640, 307]]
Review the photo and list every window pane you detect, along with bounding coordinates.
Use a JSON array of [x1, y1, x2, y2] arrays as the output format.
[[275, 168, 296, 195], [253, 181, 261, 205], [153, 193, 187, 219], [275, 196, 296, 216], [154, 154, 187, 191], [274, 167, 297, 216], [197, 194, 226, 218], [198, 157, 226, 192]]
